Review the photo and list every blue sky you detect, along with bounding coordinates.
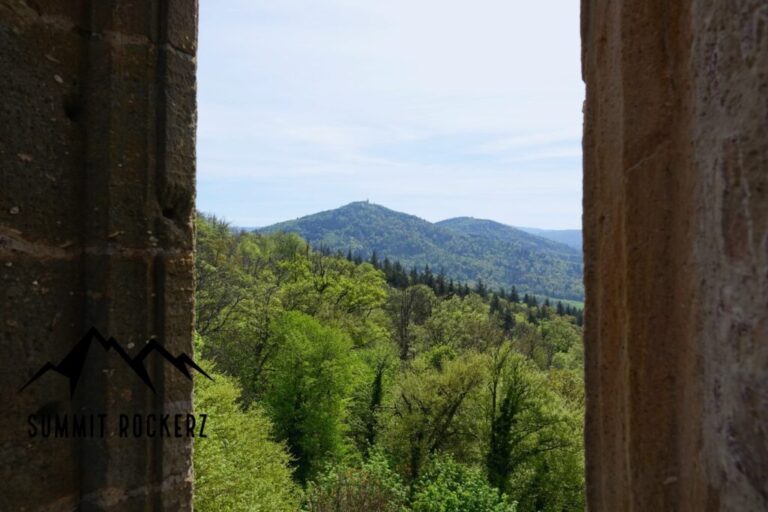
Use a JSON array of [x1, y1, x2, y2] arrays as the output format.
[[197, 1, 583, 229]]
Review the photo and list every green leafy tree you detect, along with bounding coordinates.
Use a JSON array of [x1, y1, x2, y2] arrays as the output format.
[[422, 294, 502, 352], [384, 349, 486, 479], [196, 220, 309, 399], [346, 344, 397, 454], [195, 215, 251, 337], [264, 311, 354, 482], [539, 317, 581, 369], [193, 362, 300, 511], [485, 345, 582, 508], [386, 285, 436, 360]]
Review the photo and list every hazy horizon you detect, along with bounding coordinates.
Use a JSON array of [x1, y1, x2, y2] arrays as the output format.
[[197, 1, 583, 230]]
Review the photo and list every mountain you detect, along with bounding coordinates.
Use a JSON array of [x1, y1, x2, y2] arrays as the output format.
[[517, 227, 582, 251], [259, 202, 583, 300]]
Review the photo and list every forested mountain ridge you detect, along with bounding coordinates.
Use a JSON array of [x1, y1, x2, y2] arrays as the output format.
[[515, 227, 582, 251], [435, 217, 578, 253], [259, 202, 584, 300]]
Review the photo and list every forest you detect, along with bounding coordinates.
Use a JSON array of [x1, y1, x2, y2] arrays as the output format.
[[193, 213, 585, 511]]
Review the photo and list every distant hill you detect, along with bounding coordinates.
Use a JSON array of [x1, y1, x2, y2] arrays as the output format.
[[517, 227, 582, 251], [259, 202, 584, 300]]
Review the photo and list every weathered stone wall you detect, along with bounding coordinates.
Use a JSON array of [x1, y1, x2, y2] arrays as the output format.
[[582, 1, 768, 510], [0, 1, 197, 510]]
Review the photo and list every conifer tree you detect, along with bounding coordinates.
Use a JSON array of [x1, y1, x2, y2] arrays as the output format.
[[383, 257, 392, 277], [503, 309, 515, 331], [475, 279, 488, 298], [490, 294, 501, 315], [423, 265, 434, 289], [510, 286, 520, 303], [436, 273, 446, 296]]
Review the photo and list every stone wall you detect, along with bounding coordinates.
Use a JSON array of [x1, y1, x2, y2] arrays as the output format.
[[0, 1, 197, 510], [582, 1, 768, 510]]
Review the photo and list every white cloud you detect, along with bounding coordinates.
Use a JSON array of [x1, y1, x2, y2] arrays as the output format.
[[197, 0, 584, 229]]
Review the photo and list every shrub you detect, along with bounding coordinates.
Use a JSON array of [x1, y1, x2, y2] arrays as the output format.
[[305, 450, 407, 512], [411, 456, 516, 512]]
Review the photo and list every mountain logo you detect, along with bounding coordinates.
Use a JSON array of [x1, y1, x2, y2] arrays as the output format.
[[19, 327, 212, 397]]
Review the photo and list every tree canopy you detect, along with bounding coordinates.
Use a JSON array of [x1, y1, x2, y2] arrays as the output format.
[[193, 213, 585, 511]]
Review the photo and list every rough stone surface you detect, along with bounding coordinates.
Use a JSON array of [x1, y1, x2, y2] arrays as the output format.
[[582, 0, 768, 510], [0, 0, 197, 510]]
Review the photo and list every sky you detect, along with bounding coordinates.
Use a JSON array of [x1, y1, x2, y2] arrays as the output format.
[[197, 0, 584, 230]]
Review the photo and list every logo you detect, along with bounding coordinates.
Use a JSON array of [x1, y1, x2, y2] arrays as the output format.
[[20, 327, 212, 439], [20, 327, 212, 397]]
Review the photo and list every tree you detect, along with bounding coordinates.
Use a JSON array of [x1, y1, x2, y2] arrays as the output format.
[[489, 294, 501, 315], [423, 294, 502, 353], [423, 265, 435, 289], [475, 279, 488, 298], [485, 345, 579, 505], [196, 219, 304, 397], [502, 309, 516, 332], [436, 272, 446, 296], [539, 318, 580, 369], [385, 349, 486, 480], [193, 362, 300, 511], [409, 266, 419, 285], [194, 214, 250, 337], [346, 344, 396, 454], [264, 312, 354, 482], [386, 285, 436, 360]]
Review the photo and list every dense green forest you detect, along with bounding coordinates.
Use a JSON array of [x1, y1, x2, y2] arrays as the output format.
[[259, 201, 584, 300], [193, 213, 585, 511]]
